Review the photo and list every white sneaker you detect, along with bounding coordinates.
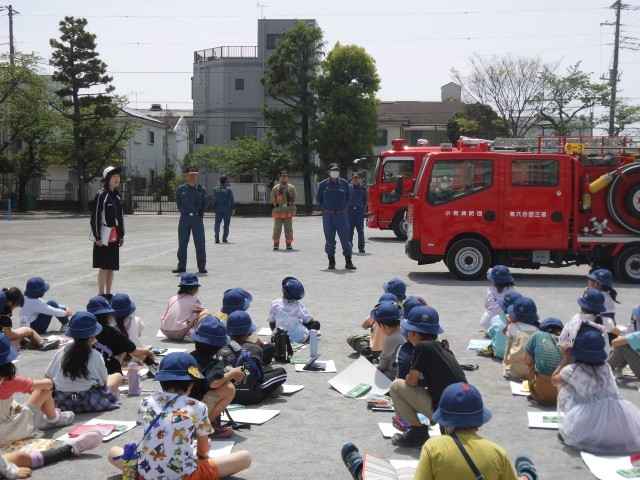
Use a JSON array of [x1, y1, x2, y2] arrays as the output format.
[[60, 323, 68, 333], [64, 428, 104, 455], [41, 409, 74, 429], [613, 367, 625, 380]]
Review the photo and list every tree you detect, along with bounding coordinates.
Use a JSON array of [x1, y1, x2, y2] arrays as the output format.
[[536, 62, 608, 135], [315, 43, 380, 169], [50, 16, 132, 211], [262, 21, 325, 213], [446, 103, 509, 143], [452, 54, 554, 137], [597, 98, 640, 136]]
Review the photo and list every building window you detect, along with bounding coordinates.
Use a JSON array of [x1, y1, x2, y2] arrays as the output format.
[[134, 129, 142, 144], [511, 159, 559, 186], [375, 130, 388, 146], [428, 159, 493, 205], [235, 78, 245, 90], [148, 130, 155, 145], [266, 34, 281, 50], [230, 122, 257, 140]]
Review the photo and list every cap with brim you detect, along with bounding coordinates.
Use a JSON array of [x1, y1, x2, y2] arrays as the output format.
[[103, 166, 123, 180], [401, 306, 444, 335], [432, 382, 492, 428], [111, 293, 136, 318], [220, 176, 228, 183], [280, 170, 289, 176], [86, 296, 115, 315], [569, 326, 607, 363], [498, 291, 522, 311], [328, 163, 340, 170], [282, 277, 304, 301], [226, 311, 258, 336], [577, 289, 606, 313], [0, 334, 18, 365], [178, 272, 201, 287], [370, 301, 403, 325], [383, 278, 407, 301], [507, 297, 539, 324], [587, 269, 613, 289], [540, 317, 563, 333], [487, 265, 514, 284], [0, 292, 6, 312], [185, 166, 199, 174], [24, 277, 50, 298], [191, 316, 230, 346], [65, 312, 103, 339], [153, 352, 205, 382], [352, 172, 360, 178]]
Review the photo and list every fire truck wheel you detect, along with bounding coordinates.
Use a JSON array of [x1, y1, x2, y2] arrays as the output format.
[[445, 238, 492, 281], [614, 245, 640, 284], [391, 210, 408, 240]]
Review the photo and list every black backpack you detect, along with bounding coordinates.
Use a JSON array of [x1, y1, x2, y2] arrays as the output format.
[[273, 328, 293, 363]]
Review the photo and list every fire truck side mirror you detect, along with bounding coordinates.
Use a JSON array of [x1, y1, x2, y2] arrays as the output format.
[[395, 176, 403, 197]]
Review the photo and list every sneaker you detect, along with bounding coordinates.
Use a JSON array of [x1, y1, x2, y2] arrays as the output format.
[[64, 428, 104, 455], [341, 443, 363, 480], [526, 394, 539, 406], [391, 426, 430, 448], [209, 425, 234, 439], [613, 367, 625, 380], [147, 362, 159, 378], [515, 455, 538, 480], [476, 345, 494, 358], [23, 340, 39, 350], [41, 409, 75, 429], [266, 385, 284, 398], [39, 339, 60, 351]]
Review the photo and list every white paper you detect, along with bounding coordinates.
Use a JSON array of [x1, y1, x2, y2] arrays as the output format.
[[328, 356, 392, 396], [389, 460, 420, 470], [56, 419, 137, 442], [282, 384, 304, 394], [510, 381, 529, 396], [294, 359, 337, 373], [580, 451, 635, 480], [378, 422, 442, 439], [527, 411, 559, 429], [467, 339, 491, 350], [257, 327, 272, 337], [155, 330, 167, 338], [221, 409, 280, 425], [208, 441, 235, 458], [154, 347, 188, 356]]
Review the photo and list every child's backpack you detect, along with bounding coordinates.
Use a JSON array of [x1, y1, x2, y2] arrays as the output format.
[[222, 341, 264, 404], [273, 328, 293, 362]]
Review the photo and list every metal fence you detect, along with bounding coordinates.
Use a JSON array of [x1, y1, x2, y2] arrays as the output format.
[[194, 46, 258, 63]]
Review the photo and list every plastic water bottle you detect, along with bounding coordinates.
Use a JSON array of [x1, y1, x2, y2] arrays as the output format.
[[127, 362, 141, 397], [309, 329, 318, 358]]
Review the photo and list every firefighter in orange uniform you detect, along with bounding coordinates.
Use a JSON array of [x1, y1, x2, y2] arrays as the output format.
[[271, 171, 297, 250]]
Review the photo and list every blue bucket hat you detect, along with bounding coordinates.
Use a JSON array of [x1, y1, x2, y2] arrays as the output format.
[[577, 289, 606, 313], [540, 317, 564, 333], [153, 352, 204, 382], [282, 277, 305, 301], [370, 301, 403, 325], [111, 293, 136, 318], [401, 306, 444, 335], [378, 293, 399, 303], [65, 312, 102, 339], [587, 269, 613, 289], [178, 272, 200, 287], [24, 277, 50, 298], [498, 291, 522, 312], [86, 296, 115, 315], [0, 334, 18, 366], [0, 291, 6, 312], [433, 382, 492, 428], [191, 316, 230, 346], [221, 288, 253, 314], [402, 295, 427, 319], [383, 278, 407, 301], [226, 311, 258, 336], [570, 326, 607, 363], [507, 297, 539, 324], [487, 265, 514, 284]]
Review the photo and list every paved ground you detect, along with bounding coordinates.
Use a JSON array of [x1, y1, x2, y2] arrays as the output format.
[[1, 212, 639, 479]]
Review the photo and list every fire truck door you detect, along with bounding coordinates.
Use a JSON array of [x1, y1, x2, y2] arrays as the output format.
[[502, 157, 569, 249]]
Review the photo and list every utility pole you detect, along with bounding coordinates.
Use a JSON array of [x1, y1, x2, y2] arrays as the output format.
[[1, 5, 19, 65], [608, 0, 622, 136]]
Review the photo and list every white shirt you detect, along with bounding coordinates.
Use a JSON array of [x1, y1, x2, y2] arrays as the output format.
[[20, 297, 66, 327], [45, 345, 108, 392]]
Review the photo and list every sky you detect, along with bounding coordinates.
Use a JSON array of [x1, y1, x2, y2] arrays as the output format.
[[3, 0, 640, 133]]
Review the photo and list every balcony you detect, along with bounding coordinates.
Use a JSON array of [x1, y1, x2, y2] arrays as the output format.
[[194, 46, 258, 63]]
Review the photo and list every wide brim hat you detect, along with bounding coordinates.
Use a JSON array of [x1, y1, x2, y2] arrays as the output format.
[[24, 277, 50, 298], [191, 316, 230, 346], [487, 265, 514, 284], [383, 278, 407, 300], [153, 352, 205, 382], [111, 293, 136, 318], [540, 317, 564, 333], [401, 306, 444, 335], [226, 311, 258, 336], [570, 326, 607, 363], [65, 312, 103, 339], [221, 288, 252, 313], [370, 301, 403, 325], [499, 291, 522, 311], [402, 295, 427, 319], [178, 272, 201, 287], [0, 334, 18, 365], [86, 296, 115, 315], [103, 166, 123, 181], [507, 297, 539, 324], [432, 382, 492, 428], [587, 269, 613, 289], [282, 276, 305, 301], [577, 289, 606, 313]]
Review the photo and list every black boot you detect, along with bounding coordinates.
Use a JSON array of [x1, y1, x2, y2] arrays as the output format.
[[328, 255, 336, 270], [215, 235, 220, 244], [345, 256, 356, 270]]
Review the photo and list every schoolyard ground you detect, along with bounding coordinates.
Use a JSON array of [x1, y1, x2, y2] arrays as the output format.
[[1, 212, 639, 479]]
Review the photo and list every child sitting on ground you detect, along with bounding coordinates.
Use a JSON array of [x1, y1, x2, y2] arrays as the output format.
[[503, 297, 540, 381], [608, 306, 640, 379], [587, 268, 620, 320], [394, 296, 428, 386], [370, 301, 405, 381], [523, 317, 564, 406], [0, 335, 74, 444], [20, 277, 71, 333], [347, 293, 398, 358], [478, 291, 522, 359], [110, 293, 145, 348], [1, 289, 58, 352], [45, 312, 122, 413], [107, 352, 252, 479], [214, 288, 267, 351], [480, 265, 518, 335], [161, 273, 211, 341], [267, 277, 320, 343], [558, 289, 612, 354], [218, 311, 287, 404]]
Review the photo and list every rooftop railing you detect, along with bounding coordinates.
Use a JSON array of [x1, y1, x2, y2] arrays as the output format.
[[194, 46, 258, 63]]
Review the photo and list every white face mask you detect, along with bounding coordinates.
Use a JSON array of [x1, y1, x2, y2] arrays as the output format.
[[330, 171, 339, 179]]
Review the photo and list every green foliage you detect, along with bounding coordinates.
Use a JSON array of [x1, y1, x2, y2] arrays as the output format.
[[315, 43, 380, 169], [146, 167, 177, 201], [446, 103, 509, 142], [597, 98, 640, 136]]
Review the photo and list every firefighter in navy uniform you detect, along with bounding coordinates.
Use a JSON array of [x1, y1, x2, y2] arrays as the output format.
[[270, 170, 297, 250], [316, 163, 356, 270], [173, 166, 208, 274], [212, 175, 235, 243], [348, 172, 368, 254]]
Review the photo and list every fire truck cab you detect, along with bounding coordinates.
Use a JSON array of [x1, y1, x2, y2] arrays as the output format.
[[405, 137, 640, 282]]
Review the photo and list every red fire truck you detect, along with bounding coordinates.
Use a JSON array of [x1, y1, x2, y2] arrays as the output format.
[[404, 136, 640, 282], [365, 139, 460, 240]]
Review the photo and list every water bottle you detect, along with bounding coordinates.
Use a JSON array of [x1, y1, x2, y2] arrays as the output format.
[[309, 329, 318, 357], [127, 362, 141, 397]]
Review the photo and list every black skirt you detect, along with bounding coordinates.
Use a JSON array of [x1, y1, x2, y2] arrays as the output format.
[[93, 241, 120, 270]]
